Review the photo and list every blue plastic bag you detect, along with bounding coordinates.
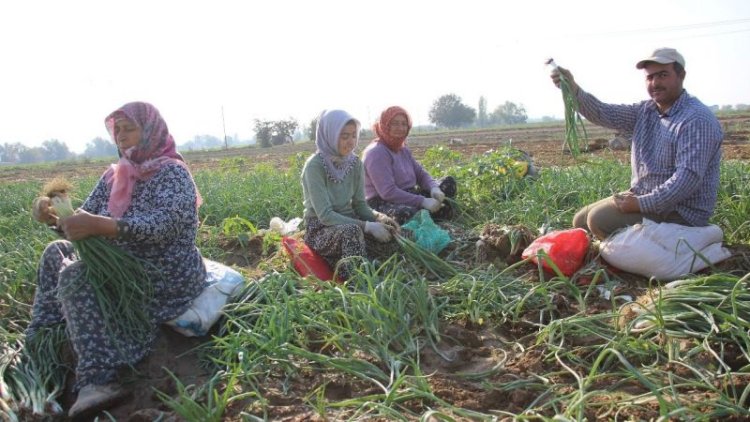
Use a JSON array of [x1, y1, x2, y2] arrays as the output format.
[[402, 210, 451, 254]]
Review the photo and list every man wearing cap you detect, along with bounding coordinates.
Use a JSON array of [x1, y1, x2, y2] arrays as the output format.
[[550, 47, 723, 240]]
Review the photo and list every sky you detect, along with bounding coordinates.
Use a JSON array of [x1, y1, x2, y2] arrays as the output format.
[[1, 0, 749, 154]]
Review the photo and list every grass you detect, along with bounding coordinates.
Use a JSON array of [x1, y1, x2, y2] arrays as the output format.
[[1, 149, 749, 420]]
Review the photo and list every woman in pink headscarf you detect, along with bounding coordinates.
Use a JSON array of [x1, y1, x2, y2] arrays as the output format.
[[362, 106, 457, 224], [29, 102, 207, 418]]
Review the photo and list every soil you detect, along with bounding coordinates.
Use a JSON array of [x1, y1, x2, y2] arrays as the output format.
[[6, 113, 750, 421]]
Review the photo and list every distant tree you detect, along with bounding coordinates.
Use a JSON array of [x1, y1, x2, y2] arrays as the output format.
[[181, 135, 223, 151], [293, 128, 304, 143], [1, 142, 25, 163], [254, 119, 274, 148], [736, 104, 750, 111], [42, 139, 73, 162], [477, 96, 488, 127], [308, 117, 318, 141], [720, 105, 734, 112], [83, 137, 117, 158], [489, 101, 528, 125], [271, 119, 298, 145], [428, 94, 476, 128], [18, 146, 45, 164], [254, 118, 298, 147]]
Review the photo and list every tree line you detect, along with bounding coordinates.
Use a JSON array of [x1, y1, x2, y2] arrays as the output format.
[[0, 138, 117, 164], [5, 94, 745, 164], [0, 93, 541, 163], [428, 94, 528, 128], [0, 135, 253, 164]]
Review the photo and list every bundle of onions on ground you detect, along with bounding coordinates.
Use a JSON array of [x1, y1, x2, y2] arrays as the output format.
[[0, 325, 67, 417], [623, 274, 749, 340], [395, 234, 457, 281], [42, 178, 156, 347], [546, 58, 589, 157]]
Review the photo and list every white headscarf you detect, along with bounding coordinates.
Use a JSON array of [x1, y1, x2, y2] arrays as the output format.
[[315, 109, 360, 183]]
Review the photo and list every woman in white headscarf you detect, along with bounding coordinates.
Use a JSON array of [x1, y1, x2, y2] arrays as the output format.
[[301, 109, 399, 279]]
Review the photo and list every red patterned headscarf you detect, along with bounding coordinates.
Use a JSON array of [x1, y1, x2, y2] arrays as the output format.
[[103, 102, 202, 218], [373, 106, 412, 152]]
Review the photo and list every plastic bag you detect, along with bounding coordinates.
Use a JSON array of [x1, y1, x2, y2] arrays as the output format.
[[402, 209, 451, 254], [521, 228, 590, 276], [282, 236, 342, 282], [600, 219, 731, 281], [166, 259, 245, 337], [270, 217, 302, 235]]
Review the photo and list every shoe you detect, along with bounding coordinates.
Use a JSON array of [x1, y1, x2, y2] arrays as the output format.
[[68, 383, 129, 419]]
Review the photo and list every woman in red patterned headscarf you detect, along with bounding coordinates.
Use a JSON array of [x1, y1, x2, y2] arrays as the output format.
[[29, 102, 207, 418], [362, 106, 457, 224]]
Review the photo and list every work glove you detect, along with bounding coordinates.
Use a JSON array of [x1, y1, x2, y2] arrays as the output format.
[[421, 197, 441, 213], [430, 187, 445, 203], [364, 221, 392, 242], [375, 212, 400, 235]]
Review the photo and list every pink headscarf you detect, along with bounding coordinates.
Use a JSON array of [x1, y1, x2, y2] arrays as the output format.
[[103, 102, 202, 218], [373, 106, 412, 152]]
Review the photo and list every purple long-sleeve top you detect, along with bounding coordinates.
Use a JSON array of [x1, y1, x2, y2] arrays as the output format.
[[362, 141, 438, 208]]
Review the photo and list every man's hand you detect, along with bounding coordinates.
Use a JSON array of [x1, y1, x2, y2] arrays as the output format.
[[613, 192, 640, 213], [550, 66, 580, 95]]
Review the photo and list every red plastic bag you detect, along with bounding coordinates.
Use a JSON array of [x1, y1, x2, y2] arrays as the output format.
[[521, 228, 590, 276], [282, 236, 342, 283]]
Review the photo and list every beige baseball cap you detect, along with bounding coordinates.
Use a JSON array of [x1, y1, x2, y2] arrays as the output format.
[[635, 47, 685, 69]]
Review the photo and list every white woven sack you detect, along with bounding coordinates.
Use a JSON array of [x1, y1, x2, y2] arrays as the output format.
[[600, 219, 731, 281], [166, 259, 244, 337]]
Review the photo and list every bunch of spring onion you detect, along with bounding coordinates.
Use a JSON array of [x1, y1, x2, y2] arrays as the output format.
[[0, 325, 68, 417], [546, 58, 589, 157], [395, 234, 457, 280], [624, 274, 750, 340], [42, 178, 156, 348]]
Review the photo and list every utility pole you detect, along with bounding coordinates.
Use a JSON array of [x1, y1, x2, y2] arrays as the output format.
[[222, 106, 228, 150]]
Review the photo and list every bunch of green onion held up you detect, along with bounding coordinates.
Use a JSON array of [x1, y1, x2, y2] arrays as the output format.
[[546, 58, 589, 157], [42, 178, 157, 348]]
